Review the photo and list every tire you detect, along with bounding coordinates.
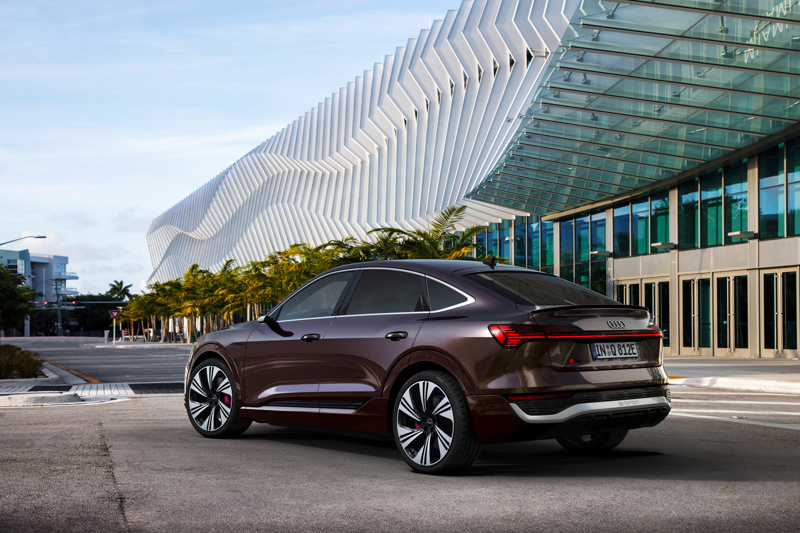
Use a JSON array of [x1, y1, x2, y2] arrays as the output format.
[[556, 429, 628, 454], [392, 370, 480, 474], [186, 358, 251, 438]]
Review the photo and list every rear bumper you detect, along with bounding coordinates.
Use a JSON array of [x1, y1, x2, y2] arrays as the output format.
[[509, 396, 671, 423], [468, 387, 671, 443]]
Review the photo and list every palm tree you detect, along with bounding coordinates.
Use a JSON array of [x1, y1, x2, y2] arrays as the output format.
[[107, 280, 133, 301], [369, 205, 490, 260]]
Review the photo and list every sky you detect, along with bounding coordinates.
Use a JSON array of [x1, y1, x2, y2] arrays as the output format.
[[0, 0, 461, 295]]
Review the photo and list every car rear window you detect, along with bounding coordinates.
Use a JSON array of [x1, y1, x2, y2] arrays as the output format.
[[465, 271, 619, 307]]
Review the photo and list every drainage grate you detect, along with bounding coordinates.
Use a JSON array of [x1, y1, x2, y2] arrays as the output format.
[[29, 385, 73, 392], [129, 382, 184, 395]]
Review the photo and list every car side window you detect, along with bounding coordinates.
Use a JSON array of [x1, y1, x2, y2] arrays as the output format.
[[344, 270, 426, 315], [427, 278, 470, 311], [276, 272, 354, 321]]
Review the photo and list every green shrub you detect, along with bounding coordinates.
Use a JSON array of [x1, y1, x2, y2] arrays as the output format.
[[0, 344, 43, 379]]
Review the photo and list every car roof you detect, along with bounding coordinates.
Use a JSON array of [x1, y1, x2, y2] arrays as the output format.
[[327, 259, 537, 277]]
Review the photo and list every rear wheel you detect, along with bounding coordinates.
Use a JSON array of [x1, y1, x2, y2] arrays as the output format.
[[556, 429, 628, 454], [186, 358, 251, 437], [392, 370, 480, 474]]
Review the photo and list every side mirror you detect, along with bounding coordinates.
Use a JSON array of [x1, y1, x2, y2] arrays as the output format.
[[258, 314, 292, 337]]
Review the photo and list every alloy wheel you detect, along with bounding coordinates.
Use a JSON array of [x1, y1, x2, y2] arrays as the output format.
[[188, 363, 233, 433], [395, 379, 455, 467]]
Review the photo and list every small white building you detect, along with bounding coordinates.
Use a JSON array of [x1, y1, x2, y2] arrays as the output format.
[[0, 248, 79, 336]]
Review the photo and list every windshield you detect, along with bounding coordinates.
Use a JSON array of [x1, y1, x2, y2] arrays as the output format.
[[466, 271, 619, 307]]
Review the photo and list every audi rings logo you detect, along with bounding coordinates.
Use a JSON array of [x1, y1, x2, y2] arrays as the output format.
[[607, 320, 626, 329]]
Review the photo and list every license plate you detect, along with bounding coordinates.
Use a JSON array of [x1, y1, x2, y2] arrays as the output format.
[[591, 341, 639, 359]]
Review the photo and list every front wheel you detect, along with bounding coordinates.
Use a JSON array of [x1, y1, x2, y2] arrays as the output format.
[[556, 429, 628, 454], [186, 358, 251, 438], [392, 370, 480, 474]]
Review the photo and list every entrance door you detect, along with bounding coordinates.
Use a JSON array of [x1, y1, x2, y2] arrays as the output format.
[[762, 269, 799, 358], [680, 276, 713, 356], [616, 282, 640, 306], [714, 273, 750, 357], [644, 279, 671, 355]]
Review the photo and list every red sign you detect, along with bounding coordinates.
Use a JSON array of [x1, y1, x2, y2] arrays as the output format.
[[109, 310, 122, 319]]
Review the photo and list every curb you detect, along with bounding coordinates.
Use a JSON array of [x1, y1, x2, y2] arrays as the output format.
[[670, 377, 800, 394]]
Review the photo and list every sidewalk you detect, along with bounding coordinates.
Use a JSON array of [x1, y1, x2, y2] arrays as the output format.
[[2, 355, 800, 402], [665, 356, 800, 394]]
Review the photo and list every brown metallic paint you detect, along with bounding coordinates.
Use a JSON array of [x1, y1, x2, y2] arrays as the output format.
[[186, 260, 670, 445]]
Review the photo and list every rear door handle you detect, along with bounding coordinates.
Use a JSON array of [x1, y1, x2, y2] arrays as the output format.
[[385, 331, 408, 341], [301, 334, 321, 342]]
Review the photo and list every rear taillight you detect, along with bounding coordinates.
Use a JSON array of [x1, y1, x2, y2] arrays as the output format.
[[489, 324, 547, 348], [489, 323, 662, 348]]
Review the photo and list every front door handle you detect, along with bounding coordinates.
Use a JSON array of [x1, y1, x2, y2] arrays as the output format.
[[301, 333, 321, 342], [385, 331, 408, 341]]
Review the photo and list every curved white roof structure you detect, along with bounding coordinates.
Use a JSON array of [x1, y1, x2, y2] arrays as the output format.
[[147, 0, 580, 283]]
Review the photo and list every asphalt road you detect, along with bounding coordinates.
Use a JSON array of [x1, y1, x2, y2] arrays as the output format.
[[1, 386, 799, 533], [6, 337, 191, 382]]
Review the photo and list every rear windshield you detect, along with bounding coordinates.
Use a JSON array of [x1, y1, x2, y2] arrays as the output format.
[[465, 271, 619, 307]]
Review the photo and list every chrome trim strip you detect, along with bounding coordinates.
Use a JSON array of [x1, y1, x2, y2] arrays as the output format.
[[241, 406, 319, 413], [509, 396, 671, 424]]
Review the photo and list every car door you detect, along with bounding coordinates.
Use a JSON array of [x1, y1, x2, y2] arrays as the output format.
[[318, 268, 429, 430], [240, 271, 356, 427]]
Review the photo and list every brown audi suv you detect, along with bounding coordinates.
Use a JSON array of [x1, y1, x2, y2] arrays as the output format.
[[185, 260, 670, 474]]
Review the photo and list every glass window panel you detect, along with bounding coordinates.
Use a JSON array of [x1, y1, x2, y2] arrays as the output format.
[[427, 279, 468, 311], [701, 172, 723, 247], [613, 205, 630, 257], [699, 278, 712, 349], [528, 220, 541, 269], [575, 216, 590, 262], [488, 223, 499, 257], [560, 265, 574, 283], [576, 263, 590, 289], [717, 277, 729, 349], [629, 283, 640, 307], [499, 220, 511, 259], [560, 219, 574, 267], [682, 280, 693, 348], [476, 231, 487, 258], [788, 139, 800, 237], [651, 190, 669, 251], [591, 261, 606, 296], [278, 272, 354, 321], [591, 212, 606, 252], [658, 281, 671, 348], [514, 217, 527, 267], [541, 221, 554, 267], [724, 159, 749, 244], [783, 271, 797, 351], [734, 275, 748, 349], [631, 200, 649, 256], [759, 145, 785, 239], [764, 273, 777, 350], [346, 271, 425, 315], [678, 181, 699, 249]]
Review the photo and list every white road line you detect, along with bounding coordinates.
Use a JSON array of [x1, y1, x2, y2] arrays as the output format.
[[671, 391, 796, 397], [670, 412, 800, 431], [673, 409, 800, 416], [672, 399, 800, 406]]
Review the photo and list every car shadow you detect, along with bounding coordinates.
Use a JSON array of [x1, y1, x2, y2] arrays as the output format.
[[235, 423, 793, 482]]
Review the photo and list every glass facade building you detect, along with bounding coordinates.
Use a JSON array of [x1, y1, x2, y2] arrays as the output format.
[[151, 0, 800, 358]]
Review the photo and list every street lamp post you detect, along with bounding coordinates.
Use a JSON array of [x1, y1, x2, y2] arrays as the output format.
[[0, 235, 47, 247]]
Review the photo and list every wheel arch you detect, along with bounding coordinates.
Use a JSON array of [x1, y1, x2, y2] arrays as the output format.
[[383, 351, 476, 435], [186, 344, 244, 406]]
